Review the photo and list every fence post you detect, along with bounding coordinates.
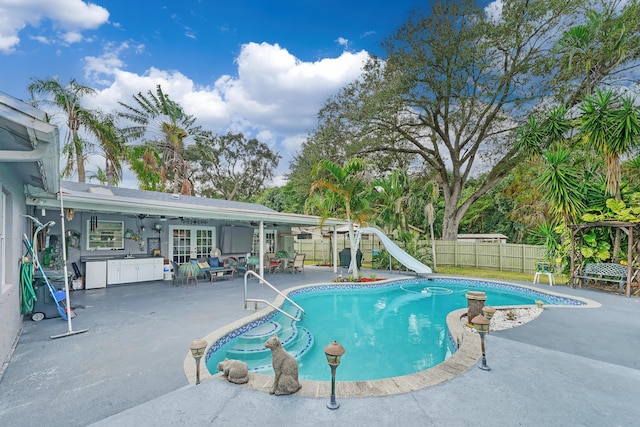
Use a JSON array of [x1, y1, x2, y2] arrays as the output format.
[[454, 241, 458, 267], [475, 242, 479, 268], [499, 243, 504, 271]]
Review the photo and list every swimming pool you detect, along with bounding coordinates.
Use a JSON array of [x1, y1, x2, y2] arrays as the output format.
[[205, 278, 585, 381]]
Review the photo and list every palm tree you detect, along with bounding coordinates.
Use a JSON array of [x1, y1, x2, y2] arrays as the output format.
[[80, 110, 125, 186], [87, 167, 108, 185], [28, 77, 96, 182], [118, 85, 203, 194], [579, 88, 640, 199], [537, 148, 585, 225], [553, 7, 631, 103], [371, 169, 415, 236], [127, 145, 163, 191], [308, 158, 372, 277], [371, 169, 433, 266]]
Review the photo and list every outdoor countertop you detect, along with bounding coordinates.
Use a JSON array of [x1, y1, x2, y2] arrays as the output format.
[[80, 255, 162, 262]]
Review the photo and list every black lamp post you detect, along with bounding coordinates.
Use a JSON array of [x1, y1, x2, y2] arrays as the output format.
[[189, 338, 208, 384], [324, 340, 345, 410], [471, 314, 491, 371]]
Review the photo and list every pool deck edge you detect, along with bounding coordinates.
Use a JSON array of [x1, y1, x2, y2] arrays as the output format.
[[184, 305, 482, 398], [183, 277, 598, 397]]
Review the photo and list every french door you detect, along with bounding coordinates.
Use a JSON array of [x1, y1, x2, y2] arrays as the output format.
[[170, 226, 215, 264], [251, 229, 276, 255]]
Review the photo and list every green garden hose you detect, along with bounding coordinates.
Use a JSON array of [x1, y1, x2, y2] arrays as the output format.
[[20, 260, 36, 314]]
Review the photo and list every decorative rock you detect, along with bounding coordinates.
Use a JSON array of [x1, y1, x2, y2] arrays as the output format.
[[462, 307, 543, 331], [264, 335, 301, 395], [217, 358, 249, 384]]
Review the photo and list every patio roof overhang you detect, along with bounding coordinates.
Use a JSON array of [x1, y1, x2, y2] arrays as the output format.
[[27, 184, 347, 228], [0, 92, 60, 194]]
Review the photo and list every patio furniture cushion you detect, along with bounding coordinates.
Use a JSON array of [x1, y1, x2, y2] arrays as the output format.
[[208, 257, 220, 267]]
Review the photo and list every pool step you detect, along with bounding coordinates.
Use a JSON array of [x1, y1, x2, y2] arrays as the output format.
[[242, 326, 314, 373], [227, 319, 299, 358], [240, 321, 282, 340]]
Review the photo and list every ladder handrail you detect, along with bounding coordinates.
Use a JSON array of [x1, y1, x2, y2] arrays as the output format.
[[243, 270, 305, 321]]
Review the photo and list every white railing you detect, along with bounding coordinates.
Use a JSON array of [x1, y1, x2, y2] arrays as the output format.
[[243, 270, 305, 322]]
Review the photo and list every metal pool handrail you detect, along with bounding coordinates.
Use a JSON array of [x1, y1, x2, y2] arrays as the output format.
[[243, 270, 305, 321]]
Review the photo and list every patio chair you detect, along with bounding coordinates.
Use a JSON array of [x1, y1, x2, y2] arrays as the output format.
[[533, 261, 554, 286], [288, 253, 305, 274], [265, 253, 281, 274]]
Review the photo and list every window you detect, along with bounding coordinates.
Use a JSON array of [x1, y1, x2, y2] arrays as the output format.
[[87, 220, 124, 250]]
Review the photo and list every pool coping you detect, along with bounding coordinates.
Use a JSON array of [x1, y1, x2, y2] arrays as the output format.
[[183, 277, 600, 397]]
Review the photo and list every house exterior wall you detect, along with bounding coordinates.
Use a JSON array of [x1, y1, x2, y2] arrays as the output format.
[[0, 172, 28, 367]]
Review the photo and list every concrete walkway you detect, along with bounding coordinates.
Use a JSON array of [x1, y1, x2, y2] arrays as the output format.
[[1, 267, 639, 426]]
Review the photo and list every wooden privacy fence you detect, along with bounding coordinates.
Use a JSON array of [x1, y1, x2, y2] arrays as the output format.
[[435, 241, 546, 274], [295, 238, 546, 274]]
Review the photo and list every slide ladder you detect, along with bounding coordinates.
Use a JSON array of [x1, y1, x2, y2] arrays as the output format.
[[358, 227, 432, 274]]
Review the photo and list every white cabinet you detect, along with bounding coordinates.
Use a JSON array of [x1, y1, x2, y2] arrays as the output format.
[[85, 261, 107, 289], [107, 258, 164, 285], [107, 260, 121, 285]]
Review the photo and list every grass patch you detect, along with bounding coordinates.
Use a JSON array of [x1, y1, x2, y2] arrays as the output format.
[[434, 266, 568, 285], [349, 262, 568, 285]]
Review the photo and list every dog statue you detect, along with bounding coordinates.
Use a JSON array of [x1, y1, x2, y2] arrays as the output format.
[[264, 335, 301, 395], [217, 358, 249, 384]]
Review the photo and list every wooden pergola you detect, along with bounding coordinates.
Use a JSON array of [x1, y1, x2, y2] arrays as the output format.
[[569, 221, 639, 297]]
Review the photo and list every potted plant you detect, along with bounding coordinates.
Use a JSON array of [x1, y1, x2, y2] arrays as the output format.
[[179, 262, 201, 278]]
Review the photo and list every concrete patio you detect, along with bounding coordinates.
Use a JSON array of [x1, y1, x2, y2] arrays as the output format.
[[1, 266, 639, 426]]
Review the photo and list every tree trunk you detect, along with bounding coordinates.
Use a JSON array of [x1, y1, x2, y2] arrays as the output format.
[[429, 219, 437, 272], [76, 157, 86, 182], [441, 201, 462, 241], [347, 220, 359, 278]]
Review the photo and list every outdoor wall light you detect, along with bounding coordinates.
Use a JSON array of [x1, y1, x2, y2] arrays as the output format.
[[189, 338, 208, 385], [471, 314, 491, 371], [482, 305, 496, 321], [324, 340, 345, 410], [154, 223, 162, 232]]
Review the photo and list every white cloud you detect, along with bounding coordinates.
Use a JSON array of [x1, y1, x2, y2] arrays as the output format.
[[30, 35, 51, 45], [337, 37, 349, 47], [61, 30, 83, 44], [484, 0, 504, 24], [281, 134, 306, 152], [83, 41, 132, 85], [79, 41, 370, 186], [0, 0, 109, 53]]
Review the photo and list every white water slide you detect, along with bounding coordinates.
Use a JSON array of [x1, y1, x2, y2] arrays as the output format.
[[358, 227, 432, 275]]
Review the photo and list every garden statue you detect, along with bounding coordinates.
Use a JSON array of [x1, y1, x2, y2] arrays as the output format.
[[217, 358, 250, 384], [264, 335, 301, 395]]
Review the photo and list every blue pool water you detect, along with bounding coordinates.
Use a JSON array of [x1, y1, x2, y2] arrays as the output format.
[[205, 278, 583, 381]]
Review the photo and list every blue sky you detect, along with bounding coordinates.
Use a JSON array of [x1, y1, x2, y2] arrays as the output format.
[[0, 0, 429, 187]]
